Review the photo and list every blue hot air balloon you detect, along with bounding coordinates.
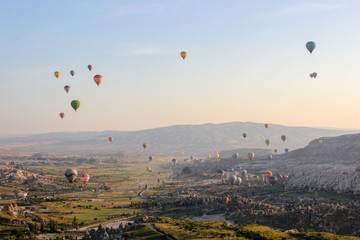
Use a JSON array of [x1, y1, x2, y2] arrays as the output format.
[[306, 41, 316, 54]]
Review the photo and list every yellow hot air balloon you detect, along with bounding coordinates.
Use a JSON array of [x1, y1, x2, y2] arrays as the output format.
[[207, 154, 211, 159], [54, 71, 61, 79], [214, 153, 220, 159], [146, 166, 152, 172], [180, 51, 187, 60]]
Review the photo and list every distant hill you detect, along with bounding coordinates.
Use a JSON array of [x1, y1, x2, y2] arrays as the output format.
[[0, 122, 358, 156]]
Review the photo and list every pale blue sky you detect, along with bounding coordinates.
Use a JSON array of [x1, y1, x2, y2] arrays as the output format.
[[1, 0, 360, 136]]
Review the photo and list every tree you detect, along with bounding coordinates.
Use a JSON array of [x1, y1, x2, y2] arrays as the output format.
[[72, 216, 78, 229]]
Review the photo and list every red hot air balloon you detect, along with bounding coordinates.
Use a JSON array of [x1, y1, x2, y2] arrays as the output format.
[[94, 75, 103, 87], [108, 137, 113, 142], [80, 173, 90, 185], [59, 112, 65, 119]]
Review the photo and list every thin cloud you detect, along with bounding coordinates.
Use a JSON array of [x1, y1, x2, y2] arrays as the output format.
[[258, 2, 346, 18]]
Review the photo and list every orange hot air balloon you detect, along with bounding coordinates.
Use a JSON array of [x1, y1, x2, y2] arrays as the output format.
[[94, 75, 103, 87], [143, 143, 147, 149], [264, 124, 269, 128], [108, 137, 113, 142], [59, 112, 65, 119], [265, 171, 272, 179], [80, 173, 90, 185]]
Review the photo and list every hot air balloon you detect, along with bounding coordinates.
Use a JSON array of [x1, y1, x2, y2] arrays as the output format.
[[216, 169, 225, 179], [274, 149, 278, 154], [229, 175, 236, 185], [149, 155, 153, 162], [284, 175, 289, 180], [240, 169, 247, 176], [285, 148, 289, 153], [64, 85, 71, 93], [306, 41, 316, 54], [180, 51, 187, 60], [234, 177, 242, 185], [54, 71, 61, 79], [268, 154, 273, 160], [312, 72, 317, 78], [184, 158, 188, 162], [94, 75, 103, 87], [318, 139, 323, 144], [264, 124, 269, 128], [265, 171, 272, 179], [88, 64, 93, 71], [108, 137, 113, 142], [207, 154, 211, 159], [59, 112, 65, 119], [214, 153, 220, 159], [80, 173, 90, 185], [172, 159, 177, 165], [71, 100, 80, 111], [146, 166, 152, 172], [268, 176, 277, 185], [248, 152, 255, 160], [232, 152, 239, 160], [65, 169, 78, 183], [310, 73, 314, 78], [281, 135, 286, 142], [265, 139, 271, 146], [242, 133, 247, 139], [143, 143, 147, 149], [252, 175, 260, 180], [190, 155, 194, 161], [70, 70, 75, 76]]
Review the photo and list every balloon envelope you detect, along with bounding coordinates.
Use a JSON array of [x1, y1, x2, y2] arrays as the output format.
[[248, 152, 255, 160], [65, 169, 78, 183], [265, 139, 271, 146], [94, 75, 103, 86], [59, 112, 65, 119], [149, 155, 153, 161], [70, 70, 75, 76], [54, 71, 60, 79], [88, 64, 93, 71], [80, 173, 90, 185], [281, 135, 286, 142], [143, 143, 147, 149], [232, 152, 239, 160], [71, 100, 81, 111], [172, 159, 177, 165], [180, 51, 187, 60], [285, 148, 289, 153], [242, 133, 247, 138], [265, 124, 269, 128], [108, 137, 113, 142], [64, 85, 70, 93], [306, 41, 316, 53], [268, 176, 277, 185]]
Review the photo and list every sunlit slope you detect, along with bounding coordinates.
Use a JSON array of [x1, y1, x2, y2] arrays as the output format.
[[0, 122, 357, 155]]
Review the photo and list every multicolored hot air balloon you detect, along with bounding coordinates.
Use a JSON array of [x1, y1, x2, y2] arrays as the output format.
[[234, 176, 242, 185], [80, 173, 90, 185], [265, 124, 269, 128], [306, 41, 316, 54], [64, 85, 70, 93], [265, 171, 272, 179], [265, 139, 271, 146], [229, 175, 236, 185], [59, 112, 65, 119], [65, 169, 78, 183], [54, 71, 61, 79], [248, 152, 255, 160], [88, 64, 93, 71], [242, 133, 247, 139], [232, 152, 239, 160], [281, 135, 286, 142], [71, 100, 81, 111], [268, 176, 277, 185], [180, 51, 187, 60], [216, 169, 225, 179], [108, 137, 113, 142], [94, 75, 103, 87], [172, 159, 177, 165], [70, 70, 75, 76], [143, 143, 147, 149]]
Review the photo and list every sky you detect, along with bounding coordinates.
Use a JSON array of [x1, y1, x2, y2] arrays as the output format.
[[1, 0, 360, 136]]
